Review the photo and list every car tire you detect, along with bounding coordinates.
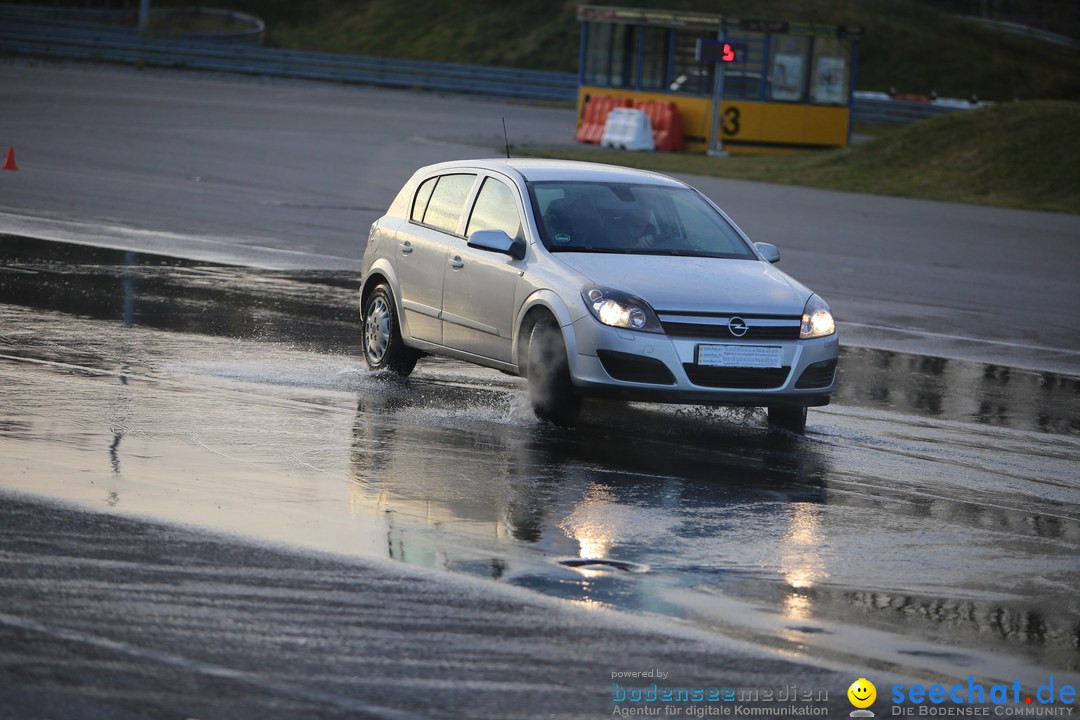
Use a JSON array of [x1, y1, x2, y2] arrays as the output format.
[[363, 284, 419, 376], [767, 405, 807, 434], [527, 318, 581, 425]]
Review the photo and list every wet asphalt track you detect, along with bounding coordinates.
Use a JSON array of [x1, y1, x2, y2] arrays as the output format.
[[0, 241, 1077, 720], [1, 495, 865, 720]]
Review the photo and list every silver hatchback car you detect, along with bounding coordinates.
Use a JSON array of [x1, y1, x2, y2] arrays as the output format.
[[360, 159, 837, 432]]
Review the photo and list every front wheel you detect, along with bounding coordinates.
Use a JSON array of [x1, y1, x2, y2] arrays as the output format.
[[527, 319, 581, 426], [767, 405, 807, 434], [363, 284, 419, 376]]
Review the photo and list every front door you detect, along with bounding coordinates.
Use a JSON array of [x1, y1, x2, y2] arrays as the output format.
[[440, 175, 526, 363], [395, 173, 476, 343]]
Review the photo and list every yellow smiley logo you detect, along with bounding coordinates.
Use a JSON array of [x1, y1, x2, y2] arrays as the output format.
[[848, 678, 876, 708]]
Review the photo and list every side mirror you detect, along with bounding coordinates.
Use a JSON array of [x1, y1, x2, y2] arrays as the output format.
[[468, 229, 526, 261], [754, 242, 780, 263]]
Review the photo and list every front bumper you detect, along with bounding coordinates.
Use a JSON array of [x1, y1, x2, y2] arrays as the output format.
[[566, 315, 838, 407]]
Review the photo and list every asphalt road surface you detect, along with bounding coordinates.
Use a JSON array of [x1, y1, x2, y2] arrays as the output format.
[[1, 242, 1077, 719], [1, 62, 1079, 718], [1, 63, 1079, 374], [1, 494, 864, 720]]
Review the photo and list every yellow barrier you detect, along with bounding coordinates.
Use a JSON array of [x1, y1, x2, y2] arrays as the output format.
[[577, 86, 851, 155]]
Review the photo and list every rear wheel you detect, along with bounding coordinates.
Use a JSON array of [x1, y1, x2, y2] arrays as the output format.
[[363, 284, 419, 376], [767, 405, 807, 434], [527, 319, 581, 425]]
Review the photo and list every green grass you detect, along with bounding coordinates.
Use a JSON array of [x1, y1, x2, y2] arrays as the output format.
[[214, 0, 581, 72], [519, 101, 1080, 215], [195, 0, 1080, 102]]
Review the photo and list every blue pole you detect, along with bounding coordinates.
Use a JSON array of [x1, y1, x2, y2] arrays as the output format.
[[634, 25, 645, 91], [848, 37, 860, 145], [578, 20, 588, 86], [139, 0, 151, 37], [665, 28, 675, 93]]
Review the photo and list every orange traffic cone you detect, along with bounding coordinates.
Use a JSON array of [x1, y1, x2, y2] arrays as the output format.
[[2, 147, 16, 171]]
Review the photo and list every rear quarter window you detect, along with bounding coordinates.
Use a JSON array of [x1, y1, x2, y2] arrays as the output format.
[[411, 176, 438, 223]]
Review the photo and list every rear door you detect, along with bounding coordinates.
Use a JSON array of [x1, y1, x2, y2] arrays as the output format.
[[395, 173, 476, 343]]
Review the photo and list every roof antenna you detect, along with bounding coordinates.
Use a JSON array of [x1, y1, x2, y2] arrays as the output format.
[[502, 117, 511, 159]]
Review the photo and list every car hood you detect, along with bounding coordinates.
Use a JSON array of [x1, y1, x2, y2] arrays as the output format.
[[552, 253, 812, 315]]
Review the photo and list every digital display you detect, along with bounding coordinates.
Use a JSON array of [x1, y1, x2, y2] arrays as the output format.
[[695, 38, 741, 63]]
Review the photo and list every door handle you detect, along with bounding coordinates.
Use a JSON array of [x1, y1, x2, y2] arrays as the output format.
[[400, 241, 413, 255], [450, 256, 464, 270]]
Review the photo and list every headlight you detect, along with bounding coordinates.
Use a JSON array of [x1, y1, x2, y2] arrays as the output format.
[[581, 285, 662, 332], [800, 294, 835, 339]]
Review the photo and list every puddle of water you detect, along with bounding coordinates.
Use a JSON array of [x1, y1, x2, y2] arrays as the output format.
[[343, 387, 1080, 674], [0, 234, 361, 355], [836, 346, 1080, 436]]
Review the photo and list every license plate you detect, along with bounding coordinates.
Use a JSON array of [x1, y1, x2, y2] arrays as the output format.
[[697, 344, 783, 368]]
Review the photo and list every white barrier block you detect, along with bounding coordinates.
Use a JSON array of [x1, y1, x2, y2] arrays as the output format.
[[600, 108, 655, 152]]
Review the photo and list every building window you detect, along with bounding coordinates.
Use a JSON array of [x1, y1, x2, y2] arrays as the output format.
[[768, 35, 810, 102], [669, 31, 713, 95], [722, 31, 765, 100], [810, 37, 850, 104], [583, 22, 636, 88], [640, 27, 669, 91]]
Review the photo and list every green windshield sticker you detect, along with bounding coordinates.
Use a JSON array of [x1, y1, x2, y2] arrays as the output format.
[[554, 233, 571, 244]]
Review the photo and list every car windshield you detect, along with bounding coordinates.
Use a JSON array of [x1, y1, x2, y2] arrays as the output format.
[[528, 181, 755, 259]]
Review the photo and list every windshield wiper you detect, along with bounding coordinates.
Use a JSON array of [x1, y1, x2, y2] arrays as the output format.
[[548, 246, 728, 258], [631, 249, 689, 256], [547, 246, 636, 254]]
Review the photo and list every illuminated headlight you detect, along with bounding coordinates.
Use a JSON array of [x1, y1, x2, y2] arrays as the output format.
[[800, 294, 836, 339], [582, 285, 661, 332]]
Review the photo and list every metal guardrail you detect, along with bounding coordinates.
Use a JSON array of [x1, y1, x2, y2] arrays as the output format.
[[850, 96, 969, 124], [0, 14, 579, 101], [964, 15, 1078, 51], [0, 11, 972, 122]]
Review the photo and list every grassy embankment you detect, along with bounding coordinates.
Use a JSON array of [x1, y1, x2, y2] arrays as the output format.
[[522, 101, 1080, 215]]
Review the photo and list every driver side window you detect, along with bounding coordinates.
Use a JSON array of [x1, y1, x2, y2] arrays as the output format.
[[466, 177, 523, 241]]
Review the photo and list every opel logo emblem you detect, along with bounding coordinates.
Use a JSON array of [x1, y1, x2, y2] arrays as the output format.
[[728, 317, 749, 337]]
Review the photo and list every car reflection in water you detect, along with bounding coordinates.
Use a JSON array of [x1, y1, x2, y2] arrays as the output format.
[[347, 373, 831, 617], [345, 372, 1080, 675]]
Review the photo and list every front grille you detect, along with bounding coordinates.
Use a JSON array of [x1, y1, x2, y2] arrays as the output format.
[[661, 322, 801, 340], [683, 365, 791, 389], [795, 360, 837, 389], [598, 350, 676, 385]]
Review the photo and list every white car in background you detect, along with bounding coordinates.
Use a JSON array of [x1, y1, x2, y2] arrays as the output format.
[[360, 159, 838, 433]]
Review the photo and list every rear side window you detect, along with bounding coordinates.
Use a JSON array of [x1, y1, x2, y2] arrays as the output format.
[[421, 174, 476, 234], [411, 177, 438, 222], [466, 177, 523, 241]]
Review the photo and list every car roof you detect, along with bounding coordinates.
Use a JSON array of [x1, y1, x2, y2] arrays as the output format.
[[416, 158, 688, 187]]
